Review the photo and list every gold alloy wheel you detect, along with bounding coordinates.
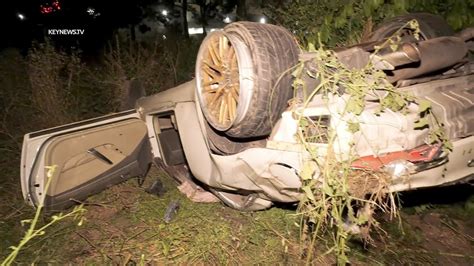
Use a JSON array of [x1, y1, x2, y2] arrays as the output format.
[[199, 34, 240, 129], [197, 22, 298, 138]]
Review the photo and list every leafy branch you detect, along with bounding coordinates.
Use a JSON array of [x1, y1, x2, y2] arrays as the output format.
[[291, 21, 450, 264], [1, 166, 86, 265]]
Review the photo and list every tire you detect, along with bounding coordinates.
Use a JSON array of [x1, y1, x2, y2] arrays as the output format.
[[204, 120, 266, 155], [369, 13, 454, 42], [195, 22, 300, 138]]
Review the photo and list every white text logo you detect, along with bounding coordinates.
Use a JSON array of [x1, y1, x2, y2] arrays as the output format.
[[47, 29, 85, 35]]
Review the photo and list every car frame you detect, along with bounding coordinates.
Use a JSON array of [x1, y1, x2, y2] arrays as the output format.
[[20, 14, 474, 211]]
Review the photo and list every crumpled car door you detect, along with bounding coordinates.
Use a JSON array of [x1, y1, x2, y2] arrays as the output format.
[[21, 110, 151, 210]]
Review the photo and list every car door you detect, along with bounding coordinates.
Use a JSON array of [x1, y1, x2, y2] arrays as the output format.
[[21, 110, 152, 210]]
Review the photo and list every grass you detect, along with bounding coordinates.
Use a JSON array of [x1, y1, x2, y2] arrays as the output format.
[[2, 166, 85, 265], [0, 168, 302, 264], [2, 163, 472, 264], [72, 169, 301, 264]]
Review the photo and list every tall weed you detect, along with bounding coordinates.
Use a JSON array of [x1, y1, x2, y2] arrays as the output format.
[[97, 35, 200, 112], [27, 42, 83, 127], [0, 49, 36, 154]]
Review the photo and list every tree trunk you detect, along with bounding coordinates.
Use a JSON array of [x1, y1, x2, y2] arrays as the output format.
[[181, 0, 189, 38], [200, 4, 207, 36], [236, 0, 247, 21]]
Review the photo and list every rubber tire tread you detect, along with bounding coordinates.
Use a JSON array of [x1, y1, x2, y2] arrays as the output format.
[[223, 22, 299, 138], [369, 13, 454, 42], [205, 120, 266, 155]]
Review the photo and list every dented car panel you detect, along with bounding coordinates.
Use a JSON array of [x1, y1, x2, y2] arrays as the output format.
[[137, 83, 303, 202], [390, 136, 474, 191], [135, 77, 473, 208], [20, 18, 474, 211]]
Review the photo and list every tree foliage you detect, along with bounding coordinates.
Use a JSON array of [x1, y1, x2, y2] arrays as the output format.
[[264, 0, 474, 46]]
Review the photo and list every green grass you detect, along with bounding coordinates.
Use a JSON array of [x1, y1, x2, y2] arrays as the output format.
[[0, 168, 301, 264], [1, 164, 473, 264], [79, 169, 302, 264]]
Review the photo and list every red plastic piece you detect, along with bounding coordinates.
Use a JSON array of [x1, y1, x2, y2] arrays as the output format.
[[351, 144, 441, 170]]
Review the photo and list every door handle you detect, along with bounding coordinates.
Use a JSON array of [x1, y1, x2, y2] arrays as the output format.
[[87, 148, 113, 165]]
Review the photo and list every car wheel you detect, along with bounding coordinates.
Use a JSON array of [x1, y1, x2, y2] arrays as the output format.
[[369, 13, 454, 42], [204, 120, 266, 155], [195, 22, 300, 138]]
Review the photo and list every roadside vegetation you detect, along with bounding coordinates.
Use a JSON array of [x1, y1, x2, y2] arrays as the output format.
[[1, 1, 473, 264], [265, 0, 474, 47]]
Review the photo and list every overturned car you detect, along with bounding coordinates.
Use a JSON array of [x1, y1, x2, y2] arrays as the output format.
[[21, 13, 474, 211]]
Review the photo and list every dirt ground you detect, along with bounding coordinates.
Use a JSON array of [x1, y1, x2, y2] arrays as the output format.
[[1, 167, 473, 264]]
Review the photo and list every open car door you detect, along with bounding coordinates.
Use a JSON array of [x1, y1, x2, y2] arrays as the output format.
[[21, 110, 152, 210]]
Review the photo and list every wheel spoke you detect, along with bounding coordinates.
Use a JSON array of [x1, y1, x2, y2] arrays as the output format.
[[223, 99, 229, 123], [203, 84, 212, 92], [202, 65, 219, 79], [203, 84, 220, 92], [218, 97, 225, 124], [233, 84, 239, 95], [199, 33, 240, 128], [203, 76, 223, 87], [209, 84, 226, 106], [203, 60, 223, 73], [227, 92, 234, 121], [209, 41, 221, 65], [232, 95, 237, 120], [223, 37, 229, 55]]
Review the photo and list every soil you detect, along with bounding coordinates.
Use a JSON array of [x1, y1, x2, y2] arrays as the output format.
[[403, 212, 473, 264]]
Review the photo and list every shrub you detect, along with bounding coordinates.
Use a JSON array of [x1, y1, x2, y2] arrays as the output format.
[[264, 0, 474, 46], [27, 42, 83, 127], [96, 35, 200, 112], [0, 48, 36, 149]]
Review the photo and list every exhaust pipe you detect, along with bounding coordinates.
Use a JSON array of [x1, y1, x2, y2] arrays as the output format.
[[299, 34, 470, 97], [383, 36, 468, 82], [379, 42, 421, 68], [455, 27, 474, 42]]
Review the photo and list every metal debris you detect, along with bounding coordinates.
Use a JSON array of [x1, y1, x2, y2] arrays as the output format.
[[164, 200, 180, 223]]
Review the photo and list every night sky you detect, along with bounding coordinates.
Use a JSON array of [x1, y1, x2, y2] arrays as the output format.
[[1, 0, 253, 55], [1, 0, 145, 52]]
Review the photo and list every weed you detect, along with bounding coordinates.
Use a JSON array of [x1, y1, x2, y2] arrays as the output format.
[[465, 195, 474, 217], [96, 35, 200, 112], [27, 42, 84, 127], [291, 20, 450, 264], [2, 166, 85, 265]]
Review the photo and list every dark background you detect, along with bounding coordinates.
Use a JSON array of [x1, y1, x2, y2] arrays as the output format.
[[0, 0, 247, 54], [2, 0, 148, 53]]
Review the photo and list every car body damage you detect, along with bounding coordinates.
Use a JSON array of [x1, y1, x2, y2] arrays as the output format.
[[20, 14, 474, 211], [136, 81, 305, 210], [132, 75, 474, 210]]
